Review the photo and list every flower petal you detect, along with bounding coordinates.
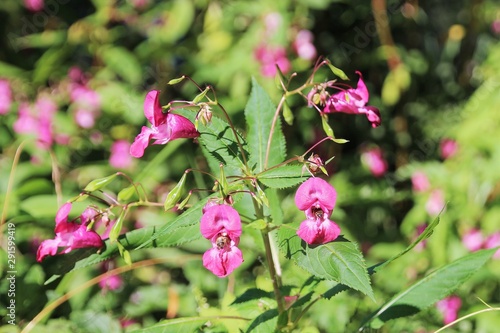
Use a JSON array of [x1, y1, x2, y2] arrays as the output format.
[[143, 90, 165, 126], [130, 126, 153, 158], [200, 205, 242, 240], [55, 202, 72, 225], [69, 225, 104, 250], [202, 244, 243, 277], [166, 113, 200, 141], [295, 177, 336, 212], [36, 239, 61, 262], [297, 218, 341, 245], [359, 106, 381, 128], [354, 71, 369, 103]]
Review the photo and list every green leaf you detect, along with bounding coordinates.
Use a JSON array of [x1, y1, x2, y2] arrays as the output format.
[[109, 209, 126, 243], [20, 195, 58, 219], [257, 165, 309, 189], [100, 46, 142, 85], [177, 109, 248, 176], [244, 78, 286, 172], [361, 248, 497, 329], [278, 224, 374, 300], [83, 173, 118, 192], [246, 309, 278, 333], [327, 63, 349, 80], [231, 288, 274, 305]]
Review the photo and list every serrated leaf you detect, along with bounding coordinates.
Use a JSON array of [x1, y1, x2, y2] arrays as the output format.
[[177, 109, 248, 176], [360, 248, 497, 329], [278, 224, 374, 300], [246, 309, 278, 333], [245, 78, 286, 172], [132, 317, 209, 333], [257, 165, 309, 189]]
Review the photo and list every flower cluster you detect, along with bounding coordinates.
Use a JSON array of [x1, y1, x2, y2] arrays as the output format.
[[295, 177, 341, 244], [436, 295, 462, 325], [200, 204, 244, 277], [37, 203, 103, 262], [130, 90, 199, 158]]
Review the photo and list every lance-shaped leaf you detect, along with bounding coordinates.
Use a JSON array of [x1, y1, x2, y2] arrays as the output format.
[[360, 247, 497, 330], [83, 173, 118, 192], [245, 78, 286, 172], [278, 223, 374, 300], [138, 316, 248, 333]]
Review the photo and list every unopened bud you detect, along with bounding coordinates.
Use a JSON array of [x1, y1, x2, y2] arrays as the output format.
[[164, 171, 188, 211]]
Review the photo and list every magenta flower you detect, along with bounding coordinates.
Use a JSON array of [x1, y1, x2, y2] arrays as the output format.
[[462, 229, 484, 252], [110, 140, 133, 169], [440, 138, 458, 159], [436, 296, 462, 325], [130, 90, 199, 158], [36, 203, 103, 262], [24, 0, 44, 11], [70, 84, 101, 128], [293, 30, 317, 61], [99, 260, 123, 293], [254, 44, 291, 77], [0, 79, 12, 115], [323, 72, 381, 128], [411, 171, 430, 192], [295, 177, 341, 244], [200, 204, 243, 277], [361, 147, 388, 177], [484, 232, 500, 259], [425, 189, 445, 216]]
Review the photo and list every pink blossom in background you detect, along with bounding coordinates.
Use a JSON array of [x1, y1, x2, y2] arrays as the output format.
[[0, 79, 12, 115], [37, 203, 103, 262], [70, 84, 101, 128], [492, 19, 500, 35], [323, 72, 381, 128], [439, 138, 458, 159], [411, 171, 430, 192], [293, 30, 317, 61], [361, 147, 388, 177], [24, 0, 44, 12], [295, 177, 341, 244], [13, 96, 57, 149], [99, 261, 123, 292], [200, 204, 243, 277], [254, 44, 291, 77], [462, 229, 484, 252], [425, 189, 445, 216], [484, 232, 500, 259], [263, 12, 282, 35], [436, 296, 462, 325], [110, 140, 133, 169], [130, 90, 199, 158], [415, 223, 428, 251]]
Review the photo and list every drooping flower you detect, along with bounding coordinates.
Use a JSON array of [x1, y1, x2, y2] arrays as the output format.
[[439, 138, 458, 160], [36, 203, 103, 262], [411, 171, 430, 192], [361, 147, 388, 177], [200, 204, 243, 277], [0, 79, 12, 115], [436, 296, 462, 325], [295, 177, 340, 244], [323, 72, 381, 128], [130, 90, 199, 158], [110, 140, 133, 169]]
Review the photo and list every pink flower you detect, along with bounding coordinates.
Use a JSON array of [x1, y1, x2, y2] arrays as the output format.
[[323, 72, 381, 128], [293, 30, 317, 61], [13, 97, 57, 149], [492, 19, 500, 35], [24, 0, 44, 11], [263, 12, 282, 35], [295, 177, 341, 244], [99, 260, 123, 292], [425, 189, 445, 216], [130, 90, 199, 158], [200, 204, 243, 277], [462, 229, 484, 252], [440, 138, 458, 159], [361, 147, 388, 177], [70, 85, 101, 128], [484, 232, 500, 259], [414, 223, 428, 251], [37, 203, 103, 262], [254, 45, 291, 77], [411, 171, 430, 192], [436, 296, 462, 325], [110, 140, 133, 169], [0, 79, 12, 115]]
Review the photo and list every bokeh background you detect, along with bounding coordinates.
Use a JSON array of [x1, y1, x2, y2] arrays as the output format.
[[1, 0, 500, 332]]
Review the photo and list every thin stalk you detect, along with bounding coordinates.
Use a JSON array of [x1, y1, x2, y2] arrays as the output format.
[[263, 95, 286, 170], [434, 307, 500, 333], [49, 150, 63, 207]]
